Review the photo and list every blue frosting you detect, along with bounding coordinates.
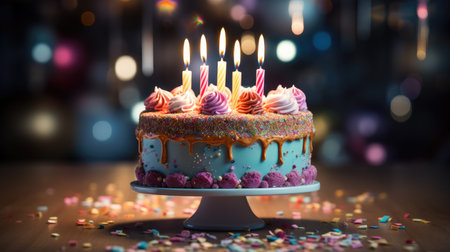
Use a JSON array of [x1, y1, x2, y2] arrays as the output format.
[[142, 138, 312, 180]]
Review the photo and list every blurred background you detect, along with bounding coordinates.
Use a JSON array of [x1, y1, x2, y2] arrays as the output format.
[[0, 0, 449, 165]]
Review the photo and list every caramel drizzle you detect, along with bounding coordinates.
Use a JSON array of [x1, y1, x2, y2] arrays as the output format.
[[137, 131, 314, 165]]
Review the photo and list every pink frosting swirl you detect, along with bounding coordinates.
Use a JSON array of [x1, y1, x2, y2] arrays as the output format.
[[200, 90, 230, 115], [206, 84, 232, 104], [263, 86, 299, 114], [289, 85, 308, 111], [144, 87, 173, 112], [168, 91, 197, 113], [235, 87, 264, 114]]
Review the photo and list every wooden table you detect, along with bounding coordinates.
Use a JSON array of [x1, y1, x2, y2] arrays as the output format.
[[0, 162, 449, 251]]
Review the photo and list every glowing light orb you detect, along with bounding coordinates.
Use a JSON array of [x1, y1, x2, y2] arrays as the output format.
[[81, 11, 95, 26], [115, 55, 137, 81], [417, 4, 428, 19], [230, 5, 246, 21], [131, 101, 145, 124], [156, 0, 177, 15], [276, 40, 297, 63], [241, 33, 256, 55], [365, 143, 387, 165], [313, 31, 331, 51], [32, 43, 52, 63], [53, 45, 74, 68], [30, 111, 57, 138], [390, 95, 412, 122], [401, 77, 421, 100], [92, 120, 112, 141]]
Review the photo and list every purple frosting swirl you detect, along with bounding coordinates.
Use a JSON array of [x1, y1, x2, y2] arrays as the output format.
[[200, 90, 230, 115]]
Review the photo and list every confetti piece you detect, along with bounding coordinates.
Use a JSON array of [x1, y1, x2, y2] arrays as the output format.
[[331, 217, 340, 223], [68, 240, 77, 246], [352, 218, 363, 224], [276, 211, 284, 216], [37, 206, 48, 212], [51, 233, 60, 237], [137, 241, 148, 250], [370, 226, 379, 229], [333, 228, 342, 233], [358, 225, 367, 230], [47, 220, 57, 224], [379, 215, 390, 223], [83, 243, 92, 248], [403, 213, 410, 219], [345, 213, 353, 217]]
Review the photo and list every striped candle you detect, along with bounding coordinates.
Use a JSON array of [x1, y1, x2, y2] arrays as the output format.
[[182, 38, 192, 93], [232, 40, 241, 108], [199, 35, 208, 99], [217, 28, 226, 93], [256, 35, 265, 97]]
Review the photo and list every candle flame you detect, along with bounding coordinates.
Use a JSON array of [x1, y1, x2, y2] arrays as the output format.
[[219, 27, 226, 58], [200, 34, 207, 63], [183, 38, 190, 68], [258, 34, 264, 66], [234, 40, 240, 69]]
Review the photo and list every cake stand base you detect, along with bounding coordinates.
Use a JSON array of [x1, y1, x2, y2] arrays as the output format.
[[130, 181, 320, 231]]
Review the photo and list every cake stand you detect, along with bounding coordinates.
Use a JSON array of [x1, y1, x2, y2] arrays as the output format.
[[130, 181, 320, 231]]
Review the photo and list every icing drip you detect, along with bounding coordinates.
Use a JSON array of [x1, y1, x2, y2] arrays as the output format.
[[200, 90, 230, 115], [235, 87, 264, 114], [263, 86, 299, 114], [138, 133, 314, 165], [168, 91, 197, 113], [144, 87, 173, 112]]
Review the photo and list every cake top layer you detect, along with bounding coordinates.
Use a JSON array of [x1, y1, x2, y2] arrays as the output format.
[[136, 111, 314, 139]]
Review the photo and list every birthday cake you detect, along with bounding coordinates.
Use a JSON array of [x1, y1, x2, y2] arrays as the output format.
[[134, 84, 317, 189]]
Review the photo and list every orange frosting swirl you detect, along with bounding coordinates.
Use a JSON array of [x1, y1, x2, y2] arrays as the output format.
[[235, 88, 264, 114]]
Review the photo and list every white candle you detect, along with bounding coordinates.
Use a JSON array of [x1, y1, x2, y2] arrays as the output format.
[[232, 40, 241, 108], [199, 35, 208, 99], [217, 28, 226, 93], [256, 35, 265, 98], [182, 38, 192, 93]]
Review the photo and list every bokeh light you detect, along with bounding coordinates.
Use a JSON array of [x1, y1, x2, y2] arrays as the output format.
[[53, 45, 74, 68], [319, 133, 348, 164], [239, 14, 254, 30], [32, 43, 52, 63], [357, 115, 378, 137], [156, 0, 177, 15], [417, 3, 428, 19], [276, 40, 297, 63], [401, 77, 421, 100], [29, 111, 58, 138], [241, 33, 256, 55], [313, 31, 331, 51], [390, 95, 412, 122], [119, 86, 140, 109], [313, 114, 330, 142], [291, 15, 304, 35], [365, 143, 387, 165], [230, 5, 246, 21], [131, 101, 145, 124], [81, 11, 95, 27], [115, 55, 137, 81], [92, 120, 112, 142]]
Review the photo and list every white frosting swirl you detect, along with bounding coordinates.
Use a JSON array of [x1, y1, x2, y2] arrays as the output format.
[[168, 91, 197, 113], [263, 87, 299, 114]]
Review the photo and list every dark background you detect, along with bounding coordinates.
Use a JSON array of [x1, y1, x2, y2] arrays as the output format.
[[1, 0, 449, 165]]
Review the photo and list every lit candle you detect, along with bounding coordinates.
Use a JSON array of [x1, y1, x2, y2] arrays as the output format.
[[182, 38, 192, 93], [217, 27, 226, 93], [256, 35, 265, 98], [199, 34, 209, 99], [232, 40, 241, 108]]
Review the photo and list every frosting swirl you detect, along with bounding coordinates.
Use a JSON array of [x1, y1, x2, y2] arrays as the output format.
[[144, 87, 173, 112], [207, 84, 232, 104], [168, 91, 197, 113], [263, 87, 299, 114], [235, 87, 264, 114], [289, 85, 308, 111], [171, 85, 195, 97], [200, 90, 230, 115]]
